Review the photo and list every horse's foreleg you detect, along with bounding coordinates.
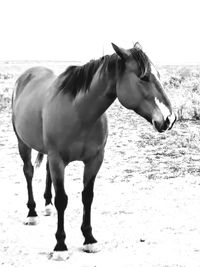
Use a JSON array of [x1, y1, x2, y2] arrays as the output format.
[[48, 154, 69, 259], [18, 138, 38, 225], [43, 159, 53, 216], [81, 150, 104, 252]]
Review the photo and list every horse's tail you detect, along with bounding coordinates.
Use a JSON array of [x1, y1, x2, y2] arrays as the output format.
[[35, 152, 44, 168]]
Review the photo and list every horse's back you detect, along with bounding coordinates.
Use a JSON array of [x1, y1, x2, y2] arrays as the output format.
[[12, 67, 56, 152], [13, 67, 55, 99]]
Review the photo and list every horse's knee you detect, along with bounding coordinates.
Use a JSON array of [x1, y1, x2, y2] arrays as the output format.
[[54, 193, 68, 211], [82, 189, 93, 206]]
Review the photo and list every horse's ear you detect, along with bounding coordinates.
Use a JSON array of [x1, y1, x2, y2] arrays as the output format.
[[111, 43, 130, 60], [134, 42, 143, 50]]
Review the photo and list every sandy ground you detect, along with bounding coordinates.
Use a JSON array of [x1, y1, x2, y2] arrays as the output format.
[[1, 64, 200, 266]]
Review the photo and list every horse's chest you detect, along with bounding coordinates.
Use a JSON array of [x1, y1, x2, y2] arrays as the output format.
[[61, 118, 108, 162]]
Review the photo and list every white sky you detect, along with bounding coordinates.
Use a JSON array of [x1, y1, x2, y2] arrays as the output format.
[[0, 0, 200, 64]]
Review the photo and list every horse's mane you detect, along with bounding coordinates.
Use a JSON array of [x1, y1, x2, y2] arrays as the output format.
[[57, 57, 105, 97], [57, 44, 151, 97]]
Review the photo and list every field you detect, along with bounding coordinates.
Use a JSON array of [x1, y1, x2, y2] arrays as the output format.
[[1, 62, 200, 266]]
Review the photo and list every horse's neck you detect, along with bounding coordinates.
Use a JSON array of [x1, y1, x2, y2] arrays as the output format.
[[74, 71, 117, 124]]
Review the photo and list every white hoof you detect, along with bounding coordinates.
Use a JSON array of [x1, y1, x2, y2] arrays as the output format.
[[82, 243, 101, 253], [51, 251, 70, 261], [43, 204, 53, 216], [24, 216, 39, 225]]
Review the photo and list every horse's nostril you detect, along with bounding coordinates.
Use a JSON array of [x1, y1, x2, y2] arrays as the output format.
[[166, 116, 170, 126]]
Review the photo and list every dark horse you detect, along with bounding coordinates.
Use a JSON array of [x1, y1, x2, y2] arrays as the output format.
[[12, 43, 176, 259]]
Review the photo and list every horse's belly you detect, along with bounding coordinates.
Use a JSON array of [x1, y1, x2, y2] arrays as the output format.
[[16, 122, 44, 152]]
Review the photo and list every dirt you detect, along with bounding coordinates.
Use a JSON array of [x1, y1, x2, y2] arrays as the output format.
[[1, 63, 200, 266]]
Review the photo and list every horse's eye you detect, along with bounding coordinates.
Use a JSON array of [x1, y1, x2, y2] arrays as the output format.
[[141, 75, 150, 82]]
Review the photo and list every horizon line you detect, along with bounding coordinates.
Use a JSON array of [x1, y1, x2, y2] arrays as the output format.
[[0, 60, 200, 66]]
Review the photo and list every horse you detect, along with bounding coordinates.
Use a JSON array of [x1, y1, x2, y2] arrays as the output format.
[[12, 43, 176, 260]]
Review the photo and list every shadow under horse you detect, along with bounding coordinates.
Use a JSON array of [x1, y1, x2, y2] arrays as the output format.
[[12, 43, 176, 259]]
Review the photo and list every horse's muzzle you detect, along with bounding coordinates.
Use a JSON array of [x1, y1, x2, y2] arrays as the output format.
[[153, 112, 176, 133]]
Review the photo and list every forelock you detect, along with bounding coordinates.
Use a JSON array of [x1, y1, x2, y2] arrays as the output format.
[[130, 44, 151, 78]]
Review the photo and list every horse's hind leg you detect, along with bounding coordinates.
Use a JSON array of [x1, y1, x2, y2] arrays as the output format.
[[43, 159, 53, 216], [81, 150, 104, 252], [48, 154, 69, 260], [18, 138, 38, 225]]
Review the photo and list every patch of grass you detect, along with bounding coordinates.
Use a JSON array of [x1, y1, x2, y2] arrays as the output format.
[[160, 65, 200, 121], [0, 92, 11, 111], [0, 71, 14, 111]]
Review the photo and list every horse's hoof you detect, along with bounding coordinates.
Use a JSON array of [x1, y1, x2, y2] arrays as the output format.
[[51, 251, 70, 261], [82, 243, 101, 253], [23, 216, 39, 225], [43, 204, 53, 216]]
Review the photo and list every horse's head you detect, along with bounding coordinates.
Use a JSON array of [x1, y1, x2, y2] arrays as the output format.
[[112, 43, 176, 132]]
